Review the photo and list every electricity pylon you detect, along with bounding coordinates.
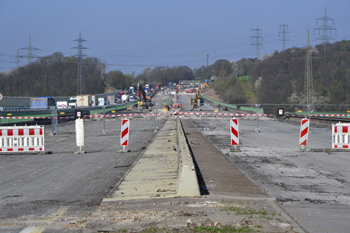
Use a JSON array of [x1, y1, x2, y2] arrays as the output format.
[[278, 23, 289, 52], [304, 30, 314, 112], [206, 52, 209, 67], [250, 26, 263, 63], [72, 31, 88, 95], [314, 7, 336, 49], [19, 34, 40, 65]]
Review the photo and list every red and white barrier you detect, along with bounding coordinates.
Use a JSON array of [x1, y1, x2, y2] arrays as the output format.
[[176, 112, 273, 117], [230, 118, 239, 147], [287, 114, 350, 117], [120, 119, 130, 147], [299, 119, 309, 148], [0, 125, 44, 152], [0, 112, 274, 120], [332, 123, 350, 149]]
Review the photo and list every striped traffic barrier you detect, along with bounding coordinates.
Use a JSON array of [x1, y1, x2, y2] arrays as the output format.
[[299, 118, 309, 149], [332, 123, 350, 149], [0, 125, 44, 152], [230, 118, 239, 148], [0, 112, 275, 120], [120, 119, 130, 149], [287, 114, 350, 117]]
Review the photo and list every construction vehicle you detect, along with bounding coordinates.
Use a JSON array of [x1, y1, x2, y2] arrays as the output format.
[[199, 82, 209, 92], [190, 88, 204, 110], [137, 84, 154, 110], [190, 82, 209, 110]]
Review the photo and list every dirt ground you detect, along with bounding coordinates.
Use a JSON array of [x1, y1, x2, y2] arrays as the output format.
[[201, 89, 222, 102]]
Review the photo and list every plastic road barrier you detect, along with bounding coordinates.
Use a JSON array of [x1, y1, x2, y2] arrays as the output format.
[[0, 125, 44, 152], [332, 123, 350, 149], [120, 119, 129, 147], [230, 118, 239, 147], [299, 118, 309, 148], [75, 118, 84, 151]]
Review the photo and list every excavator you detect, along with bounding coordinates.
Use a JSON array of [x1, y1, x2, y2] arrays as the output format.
[[190, 88, 204, 110], [190, 82, 208, 110], [137, 84, 154, 110], [199, 82, 209, 92]]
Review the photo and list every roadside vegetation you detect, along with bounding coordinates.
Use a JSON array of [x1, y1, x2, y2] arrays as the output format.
[[1, 40, 349, 107]]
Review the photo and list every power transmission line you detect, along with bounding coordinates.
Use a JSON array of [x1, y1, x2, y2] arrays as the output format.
[[250, 26, 263, 63], [314, 7, 337, 49], [72, 30, 88, 95], [278, 23, 289, 51]]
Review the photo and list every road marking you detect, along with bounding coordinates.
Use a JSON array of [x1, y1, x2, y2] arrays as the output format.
[[19, 206, 69, 233]]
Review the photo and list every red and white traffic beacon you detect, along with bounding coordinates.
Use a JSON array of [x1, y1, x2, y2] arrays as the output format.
[[299, 118, 309, 150], [120, 118, 130, 152], [230, 118, 240, 152]]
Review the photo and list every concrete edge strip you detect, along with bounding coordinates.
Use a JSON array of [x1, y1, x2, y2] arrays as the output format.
[[176, 117, 201, 196], [102, 119, 171, 202]]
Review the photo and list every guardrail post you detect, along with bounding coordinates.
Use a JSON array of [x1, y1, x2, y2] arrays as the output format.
[[154, 103, 159, 133], [102, 105, 107, 134], [204, 104, 209, 130], [51, 107, 58, 135], [307, 104, 312, 133], [255, 104, 260, 132]]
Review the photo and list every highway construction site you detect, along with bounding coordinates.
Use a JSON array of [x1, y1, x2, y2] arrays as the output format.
[[1, 92, 350, 233]]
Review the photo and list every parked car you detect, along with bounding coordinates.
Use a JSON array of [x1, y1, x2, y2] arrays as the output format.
[[129, 96, 136, 102]]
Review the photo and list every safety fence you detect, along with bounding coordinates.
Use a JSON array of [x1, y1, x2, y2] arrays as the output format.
[[0, 125, 44, 153], [196, 95, 350, 118], [0, 112, 275, 120], [332, 123, 350, 149], [287, 114, 350, 117]]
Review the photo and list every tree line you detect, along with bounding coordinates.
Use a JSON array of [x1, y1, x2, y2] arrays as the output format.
[[0, 52, 105, 97], [250, 39, 350, 106], [1, 39, 349, 108]]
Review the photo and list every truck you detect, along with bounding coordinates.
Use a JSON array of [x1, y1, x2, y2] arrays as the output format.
[[30, 97, 56, 109], [76, 94, 92, 107], [57, 101, 68, 109], [156, 83, 163, 90], [91, 95, 96, 106], [121, 94, 129, 103], [106, 96, 116, 105], [98, 98, 105, 106], [68, 97, 77, 108]]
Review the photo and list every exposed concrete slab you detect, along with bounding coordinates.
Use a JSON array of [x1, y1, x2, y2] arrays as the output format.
[[104, 118, 181, 201]]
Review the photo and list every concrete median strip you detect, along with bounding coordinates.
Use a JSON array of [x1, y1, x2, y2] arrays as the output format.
[[103, 117, 200, 201], [177, 117, 201, 196]]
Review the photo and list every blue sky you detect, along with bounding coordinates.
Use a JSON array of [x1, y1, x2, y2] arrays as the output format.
[[1, 0, 349, 75]]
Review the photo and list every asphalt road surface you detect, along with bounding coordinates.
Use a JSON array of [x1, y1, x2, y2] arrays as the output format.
[[1, 91, 349, 233], [0, 116, 166, 233], [178, 92, 350, 233]]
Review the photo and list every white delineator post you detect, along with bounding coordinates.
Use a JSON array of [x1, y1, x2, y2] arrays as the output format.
[[230, 118, 239, 149], [299, 118, 309, 149], [120, 118, 129, 150], [75, 118, 84, 152]]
